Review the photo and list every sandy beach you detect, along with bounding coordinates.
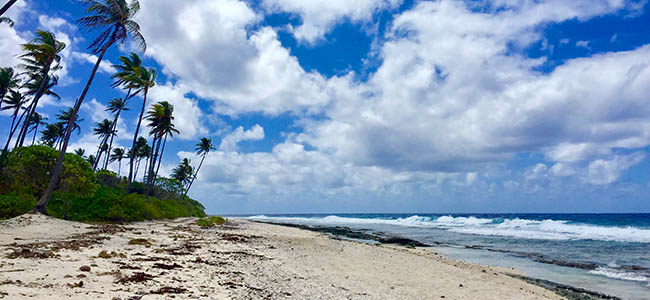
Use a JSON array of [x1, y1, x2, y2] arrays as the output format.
[[0, 214, 566, 299]]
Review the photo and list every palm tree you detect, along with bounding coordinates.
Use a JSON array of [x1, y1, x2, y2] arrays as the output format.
[[92, 119, 115, 169], [86, 154, 97, 167], [14, 30, 65, 148], [134, 139, 150, 181], [37, 0, 146, 213], [1, 90, 26, 154], [185, 137, 215, 197], [0, 0, 19, 17], [109, 147, 126, 176], [56, 107, 83, 136], [27, 112, 47, 145], [0, 67, 20, 111], [0, 16, 13, 27], [127, 66, 156, 185], [40, 122, 62, 147], [103, 97, 128, 169], [171, 158, 193, 190], [145, 101, 178, 196], [74, 148, 86, 158]]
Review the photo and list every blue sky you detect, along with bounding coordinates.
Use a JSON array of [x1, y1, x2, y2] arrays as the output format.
[[1, 0, 650, 214]]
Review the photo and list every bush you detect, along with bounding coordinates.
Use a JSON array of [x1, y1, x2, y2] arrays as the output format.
[[0, 192, 36, 219], [96, 170, 126, 190], [197, 216, 227, 228], [3, 146, 97, 199]]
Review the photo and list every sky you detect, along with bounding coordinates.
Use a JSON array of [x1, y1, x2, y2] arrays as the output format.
[[1, 0, 650, 214]]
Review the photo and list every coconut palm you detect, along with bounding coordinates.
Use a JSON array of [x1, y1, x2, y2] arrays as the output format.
[[26, 112, 47, 145], [92, 119, 115, 169], [14, 30, 65, 148], [127, 65, 156, 184], [185, 137, 215, 197], [135, 139, 150, 181], [37, 0, 146, 213], [145, 101, 178, 196], [103, 97, 128, 169], [40, 122, 62, 148], [56, 108, 83, 137], [86, 154, 97, 167], [0, 67, 20, 111], [0, 0, 19, 17], [1, 90, 26, 153], [0, 16, 13, 27], [171, 158, 193, 189], [109, 147, 126, 176], [74, 148, 86, 158]]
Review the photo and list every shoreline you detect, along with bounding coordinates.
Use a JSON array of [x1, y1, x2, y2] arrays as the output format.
[[253, 220, 622, 300], [0, 214, 612, 299]]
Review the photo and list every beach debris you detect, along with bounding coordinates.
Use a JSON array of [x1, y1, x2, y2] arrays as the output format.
[[97, 250, 126, 259], [7, 247, 56, 259], [79, 265, 91, 272], [152, 263, 183, 270], [149, 286, 188, 294], [116, 272, 154, 284], [128, 238, 153, 247], [67, 281, 83, 288]]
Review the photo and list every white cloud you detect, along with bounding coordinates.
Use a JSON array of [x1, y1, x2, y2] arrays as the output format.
[[219, 124, 265, 152], [0, 0, 28, 68], [145, 82, 208, 140], [136, 0, 330, 116], [262, 0, 402, 44], [585, 153, 645, 185]]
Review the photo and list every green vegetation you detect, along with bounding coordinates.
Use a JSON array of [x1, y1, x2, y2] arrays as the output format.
[[197, 216, 227, 228], [0, 145, 206, 222], [1, 1, 215, 221]]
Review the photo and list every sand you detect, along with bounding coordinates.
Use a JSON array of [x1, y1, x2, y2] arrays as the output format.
[[0, 213, 565, 299]]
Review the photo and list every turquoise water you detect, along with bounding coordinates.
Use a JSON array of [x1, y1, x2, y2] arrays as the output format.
[[241, 213, 650, 299]]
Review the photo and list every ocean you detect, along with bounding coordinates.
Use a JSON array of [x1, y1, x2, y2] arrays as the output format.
[[241, 213, 650, 300]]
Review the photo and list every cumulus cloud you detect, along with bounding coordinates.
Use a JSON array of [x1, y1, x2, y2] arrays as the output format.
[[262, 0, 402, 44], [219, 125, 265, 152], [136, 0, 329, 116]]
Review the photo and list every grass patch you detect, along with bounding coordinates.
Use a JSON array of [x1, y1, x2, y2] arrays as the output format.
[[197, 216, 227, 228]]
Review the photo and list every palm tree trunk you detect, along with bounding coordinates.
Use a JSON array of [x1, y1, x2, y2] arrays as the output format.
[[35, 42, 110, 214], [16, 64, 52, 148], [31, 123, 38, 145], [104, 88, 130, 170], [184, 153, 205, 197], [128, 86, 149, 185], [135, 157, 142, 180], [145, 136, 162, 199], [2, 112, 20, 154], [0, 0, 18, 17], [153, 134, 167, 185], [117, 160, 121, 176]]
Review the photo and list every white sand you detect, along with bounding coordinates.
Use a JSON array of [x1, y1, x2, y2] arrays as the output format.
[[0, 214, 565, 299]]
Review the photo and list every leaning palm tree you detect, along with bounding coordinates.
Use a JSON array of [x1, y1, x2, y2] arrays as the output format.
[[127, 65, 155, 184], [14, 30, 65, 148], [37, 0, 146, 213], [109, 147, 126, 176], [0, 67, 20, 111], [103, 97, 128, 168], [171, 158, 193, 190], [145, 101, 178, 196], [185, 137, 215, 197], [86, 154, 97, 167], [0, 0, 19, 17], [26, 112, 47, 145], [1, 90, 26, 154], [92, 119, 115, 169]]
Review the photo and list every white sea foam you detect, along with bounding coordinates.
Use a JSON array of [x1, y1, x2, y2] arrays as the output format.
[[589, 267, 650, 284], [245, 215, 650, 243]]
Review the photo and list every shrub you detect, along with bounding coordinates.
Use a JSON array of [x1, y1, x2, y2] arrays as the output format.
[[197, 216, 227, 228], [0, 192, 36, 219], [3, 146, 97, 199], [96, 170, 126, 190]]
